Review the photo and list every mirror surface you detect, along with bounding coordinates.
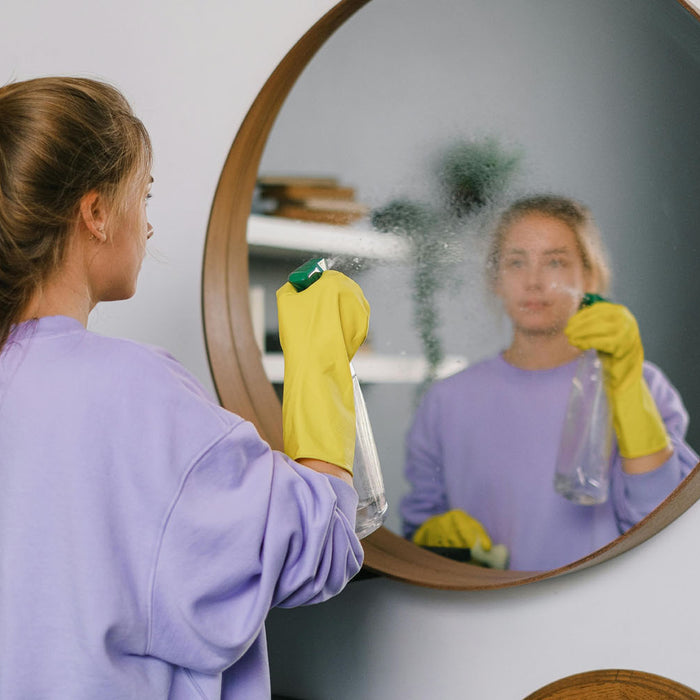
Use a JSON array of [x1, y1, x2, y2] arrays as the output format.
[[249, 0, 700, 567]]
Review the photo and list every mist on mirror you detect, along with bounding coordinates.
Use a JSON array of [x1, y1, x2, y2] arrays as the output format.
[[250, 0, 700, 567]]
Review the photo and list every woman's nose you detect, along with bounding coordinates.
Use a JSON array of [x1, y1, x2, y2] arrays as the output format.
[[524, 267, 543, 289]]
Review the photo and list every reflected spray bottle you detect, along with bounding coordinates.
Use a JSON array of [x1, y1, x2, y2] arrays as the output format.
[[553, 293, 614, 505], [287, 257, 388, 538]]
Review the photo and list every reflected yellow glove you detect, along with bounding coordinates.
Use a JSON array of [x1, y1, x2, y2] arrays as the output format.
[[412, 509, 493, 550], [276, 270, 370, 473], [565, 302, 669, 459]]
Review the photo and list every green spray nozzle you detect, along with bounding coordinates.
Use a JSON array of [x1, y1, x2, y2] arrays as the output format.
[[580, 293, 607, 309], [288, 257, 329, 292]]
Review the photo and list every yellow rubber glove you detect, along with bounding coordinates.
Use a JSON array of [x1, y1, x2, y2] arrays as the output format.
[[565, 301, 669, 459], [276, 270, 370, 473], [412, 509, 493, 550]]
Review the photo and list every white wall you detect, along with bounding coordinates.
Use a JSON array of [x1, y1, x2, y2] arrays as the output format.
[[4, 1, 700, 698], [269, 504, 700, 698]]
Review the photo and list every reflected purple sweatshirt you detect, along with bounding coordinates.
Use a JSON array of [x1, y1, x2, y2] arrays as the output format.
[[400, 354, 697, 571], [0, 316, 363, 699]]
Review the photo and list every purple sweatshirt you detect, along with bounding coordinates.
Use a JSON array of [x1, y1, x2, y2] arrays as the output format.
[[0, 315, 363, 699], [401, 354, 697, 571]]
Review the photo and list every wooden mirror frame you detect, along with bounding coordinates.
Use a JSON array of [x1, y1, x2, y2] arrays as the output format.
[[202, 0, 700, 590], [523, 669, 700, 699]]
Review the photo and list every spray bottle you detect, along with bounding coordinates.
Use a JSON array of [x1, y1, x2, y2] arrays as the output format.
[[287, 257, 388, 538], [553, 293, 614, 505]]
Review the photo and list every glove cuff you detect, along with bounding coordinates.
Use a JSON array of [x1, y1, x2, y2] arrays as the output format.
[[610, 378, 670, 459]]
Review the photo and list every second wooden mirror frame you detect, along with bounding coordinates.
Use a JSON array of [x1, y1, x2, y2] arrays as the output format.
[[524, 669, 700, 699], [202, 0, 700, 590]]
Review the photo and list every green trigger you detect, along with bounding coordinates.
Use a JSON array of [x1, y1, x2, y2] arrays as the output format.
[[288, 257, 328, 292]]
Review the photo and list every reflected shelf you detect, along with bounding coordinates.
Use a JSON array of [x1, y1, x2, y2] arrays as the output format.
[[262, 351, 468, 384], [247, 213, 410, 261]]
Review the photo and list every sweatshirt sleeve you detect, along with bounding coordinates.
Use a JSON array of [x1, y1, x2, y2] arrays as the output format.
[[612, 362, 699, 531], [146, 419, 363, 675], [400, 387, 449, 539]]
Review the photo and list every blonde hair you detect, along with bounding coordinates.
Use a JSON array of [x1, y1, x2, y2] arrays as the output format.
[[0, 76, 152, 350], [486, 194, 611, 294]]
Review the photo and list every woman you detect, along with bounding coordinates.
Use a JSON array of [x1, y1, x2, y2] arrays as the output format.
[[400, 195, 697, 571], [0, 77, 367, 698]]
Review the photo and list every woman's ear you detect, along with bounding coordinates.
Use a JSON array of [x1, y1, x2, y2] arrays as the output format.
[[78, 191, 108, 243]]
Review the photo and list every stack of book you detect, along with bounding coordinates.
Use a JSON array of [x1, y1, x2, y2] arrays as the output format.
[[256, 176, 369, 226]]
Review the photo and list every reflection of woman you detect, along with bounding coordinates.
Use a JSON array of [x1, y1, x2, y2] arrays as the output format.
[[400, 195, 698, 571], [0, 77, 366, 697]]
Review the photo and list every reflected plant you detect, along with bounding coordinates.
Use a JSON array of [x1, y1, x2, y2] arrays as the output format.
[[437, 137, 522, 218], [371, 137, 521, 395], [371, 199, 445, 388]]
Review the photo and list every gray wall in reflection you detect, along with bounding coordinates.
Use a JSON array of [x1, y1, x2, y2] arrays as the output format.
[[258, 0, 700, 533]]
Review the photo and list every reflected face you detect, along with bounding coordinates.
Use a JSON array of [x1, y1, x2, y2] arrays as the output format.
[[494, 213, 590, 336]]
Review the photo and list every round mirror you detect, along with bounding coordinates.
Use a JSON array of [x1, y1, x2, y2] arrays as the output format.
[[203, 0, 700, 589]]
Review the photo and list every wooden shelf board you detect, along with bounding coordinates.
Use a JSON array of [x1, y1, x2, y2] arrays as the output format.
[[261, 352, 467, 384], [247, 213, 410, 261]]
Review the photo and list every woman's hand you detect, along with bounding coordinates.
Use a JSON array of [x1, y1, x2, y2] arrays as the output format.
[[565, 302, 641, 391], [277, 271, 370, 474], [565, 302, 671, 464], [412, 509, 492, 550]]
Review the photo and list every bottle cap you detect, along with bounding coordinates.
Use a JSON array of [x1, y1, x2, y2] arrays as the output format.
[[288, 257, 328, 291], [580, 292, 607, 309]]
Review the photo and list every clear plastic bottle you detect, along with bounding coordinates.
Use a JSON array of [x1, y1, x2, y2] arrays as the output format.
[[287, 257, 387, 538], [554, 296, 614, 505], [350, 363, 388, 538]]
